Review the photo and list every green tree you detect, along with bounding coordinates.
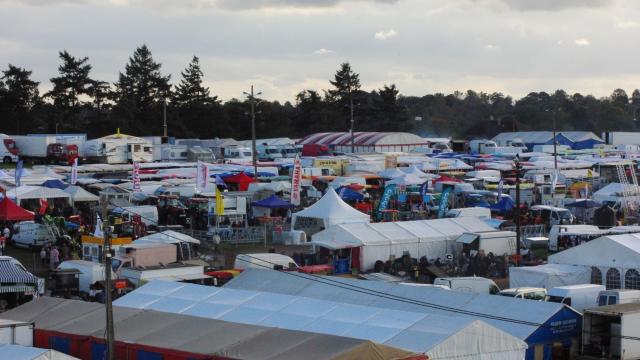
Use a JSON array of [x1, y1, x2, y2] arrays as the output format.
[[45, 50, 94, 109], [114, 45, 171, 133], [328, 62, 361, 103], [173, 56, 218, 107], [0, 65, 41, 133]]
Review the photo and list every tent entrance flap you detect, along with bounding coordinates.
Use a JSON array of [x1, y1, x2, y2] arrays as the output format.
[[456, 233, 479, 244]]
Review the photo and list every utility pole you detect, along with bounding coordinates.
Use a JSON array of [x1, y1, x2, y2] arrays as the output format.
[[348, 75, 355, 153], [514, 156, 522, 266], [552, 109, 558, 171], [244, 86, 261, 178], [100, 195, 115, 360], [163, 99, 168, 138]]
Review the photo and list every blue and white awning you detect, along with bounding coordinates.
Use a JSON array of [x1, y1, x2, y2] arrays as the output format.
[[0, 259, 38, 286]]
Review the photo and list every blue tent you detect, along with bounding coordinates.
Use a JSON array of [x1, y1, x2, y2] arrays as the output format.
[[490, 197, 515, 213], [41, 179, 67, 190], [251, 194, 293, 209], [336, 187, 364, 201]]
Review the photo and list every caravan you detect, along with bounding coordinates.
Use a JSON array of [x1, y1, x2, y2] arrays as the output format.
[[82, 132, 153, 164]]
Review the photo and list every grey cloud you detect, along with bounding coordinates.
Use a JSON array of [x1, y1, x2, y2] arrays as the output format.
[[215, 0, 399, 10], [498, 0, 612, 11], [0, 0, 86, 5]]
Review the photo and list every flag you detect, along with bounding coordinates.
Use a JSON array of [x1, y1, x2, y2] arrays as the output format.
[[587, 169, 593, 178], [132, 162, 141, 192], [70, 158, 78, 185], [438, 188, 452, 218], [93, 214, 104, 238], [38, 198, 48, 215], [196, 161, 209, 193], [419, 181, 429, 198], [215, 175, 227, 189], [290, 155, 302, 206], [15, 160, 23, 187], [551, 170, 558, 192], [215, 187, 224, 215], [497, 178, 504, 198]]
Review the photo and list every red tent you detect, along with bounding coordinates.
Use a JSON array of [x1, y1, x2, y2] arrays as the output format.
[[433, 175, 463, 183], [0, 197, 35, 221], [223, 172, 255, 191]]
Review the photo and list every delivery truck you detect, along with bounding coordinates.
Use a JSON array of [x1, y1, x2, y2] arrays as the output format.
[[0, 133, 19, 164], [12, 135, 78, 165]]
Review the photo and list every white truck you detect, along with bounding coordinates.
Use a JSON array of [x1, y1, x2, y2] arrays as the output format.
[[0, 319, 34, 347], [469, 139, 526, 155], [546, 284, 606, 313], [0, 133, 19, 164], [12, 135, 79, 165], [57, 260, 116, 294], [224, 146, 253, 162], [598, 289, 640, 306]]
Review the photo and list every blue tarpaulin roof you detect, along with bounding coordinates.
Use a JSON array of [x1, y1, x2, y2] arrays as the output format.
[[337, 187, 365, 201], [251, 194, 294, 209], [41, 179, 67, 190], [490, 197, 515, 213]]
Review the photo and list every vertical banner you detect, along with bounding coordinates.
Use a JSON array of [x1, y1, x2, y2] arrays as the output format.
[[290, 155, 302, 206], [438, 187, 452, 218], [196, 161, 209, 193], [132, 162, 141, 192], [215, 187, 224, 215], [551, 170, 558, 194], [376, 184, 396, 221], [15, 160, 23, 187], [70, 158, 78, 185]]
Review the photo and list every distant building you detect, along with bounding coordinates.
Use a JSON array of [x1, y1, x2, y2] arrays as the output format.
[[298, 132, 428, 153], [492, 131, 604, 150]]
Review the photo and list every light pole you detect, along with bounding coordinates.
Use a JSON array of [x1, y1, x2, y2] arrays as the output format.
[[348, 75, 355, 153], [552, 109, 558, 171], [514, 155, 522, 266], [244, 86, 261, 178]]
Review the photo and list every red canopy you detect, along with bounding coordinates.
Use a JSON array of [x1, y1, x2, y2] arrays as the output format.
[[0, 197, 35, 221], [223, 172, 255, 191], [433, 175, 463, 183]]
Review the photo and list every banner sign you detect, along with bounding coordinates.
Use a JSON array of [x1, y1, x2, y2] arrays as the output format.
[[438, 187, 452, 218], [70, 158, 78, 185], [132, 162, 141, 192], [197, 161, 209, 192], [290, 155, 302, 206], [376, 184, 396, 221]]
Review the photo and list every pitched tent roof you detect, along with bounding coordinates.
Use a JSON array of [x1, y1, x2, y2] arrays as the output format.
[[225, 269, 580, 345], [62, 185, 99, 204], [508, 264, 591, 290], [385, 173, 425, 186], [378, 168, 406, 179], [251, 194, 294, 209], [0, 197, 34, 221], [222, 172, 255, 191], [401, 165, 430, 178], [134, 230, 200, 245], [1, 297, 420, 360], [0, 344, 79, 360], [41, 179, 67, 190], [292, 188, 370, 229], [549, 233, 640, 269], [5, 185, 71, 202], [110, 280, 526, 358]]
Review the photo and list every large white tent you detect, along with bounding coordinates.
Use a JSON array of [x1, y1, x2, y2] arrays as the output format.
[[4, 185, 71, 203], [593, 182, 640, 204], [509, 264, 591, 290], [115, 280, 528, 359], [548, 233, 640, 289], [292, 188, 370, 230], [312, 217, 496, 270], [385, 173, 426, 186], [378, 168, 406, 179], [62, 185, 99, 206]]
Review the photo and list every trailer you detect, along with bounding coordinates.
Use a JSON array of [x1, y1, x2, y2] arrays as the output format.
[[13, 135, 78, 165], [82, 131, 153, 164], [0, 319, 34, 347], [582, 303, 640, 358]]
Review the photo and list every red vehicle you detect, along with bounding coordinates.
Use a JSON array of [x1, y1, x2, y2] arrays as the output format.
[[47, 143, 79, 165], [302, 144, 331, 157]]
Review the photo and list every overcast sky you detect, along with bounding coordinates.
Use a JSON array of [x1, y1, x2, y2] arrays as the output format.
[[1, 0, 639, 102]]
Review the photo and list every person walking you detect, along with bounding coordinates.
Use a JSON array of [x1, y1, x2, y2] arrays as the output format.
[[50, 246, 60, 270], [2, 225, 10, 241], [0, 235, 5, 256], [40, 247, 47, 266]]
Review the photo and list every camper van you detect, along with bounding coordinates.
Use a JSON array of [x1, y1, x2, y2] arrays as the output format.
[[598, 289, 640, 306], [433, 277, 500, 294], [82, 133, 153, 164], [224, 146, 253, 162], [0, 133, 19, 164], [546, 284, 606, 313]]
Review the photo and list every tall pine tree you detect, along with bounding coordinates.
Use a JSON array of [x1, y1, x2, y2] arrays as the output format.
[[173, 56, 218, 107], [114, 45, 171, 134], [45, 50, 94, 109], [0, 65, 41, 133]]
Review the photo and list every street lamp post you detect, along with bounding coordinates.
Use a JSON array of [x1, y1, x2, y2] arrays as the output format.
[[552, 109, 558, 171], [244, 86, 262, 178], [347, 75, 355, 153]]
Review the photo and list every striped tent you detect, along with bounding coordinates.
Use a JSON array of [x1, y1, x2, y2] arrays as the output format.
[[0, 257, 38, 294]]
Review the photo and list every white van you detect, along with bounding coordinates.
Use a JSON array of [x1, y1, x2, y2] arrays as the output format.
[[433, 277, 500, 294], [530, 205, 575, 228], [547, 284, 606, 313], [57, 260, 116, 293], [446, 207, 491, 219], [11, 221, 55, 249], [598, 289, 640, 306], [234, 253, 298, 271], [499, 287, 547, 300]]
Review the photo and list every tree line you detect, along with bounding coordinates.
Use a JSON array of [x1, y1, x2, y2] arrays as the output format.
[[0, 45, 638, 141]]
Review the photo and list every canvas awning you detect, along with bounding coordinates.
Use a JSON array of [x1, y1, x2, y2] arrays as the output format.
[[0, 197, 34, 221]]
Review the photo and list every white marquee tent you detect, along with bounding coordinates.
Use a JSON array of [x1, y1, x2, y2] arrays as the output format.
[[292, 188, 370, 230], [378, 168, 406, 179], [509, 264, 591, 290], [62, 185, 99, 206], [548, 233, 640, 289], [312, 217, 496, 270]]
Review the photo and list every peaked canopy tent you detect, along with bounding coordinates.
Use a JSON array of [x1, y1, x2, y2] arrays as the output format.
[[385, 173, 426, 186], [549, 233, 640, 289], [251, 194, 293, 209], [378, 167, 406, 179], [62, 185, 99, 207], [0, 198, 34, 221], [401, 165, 431, 178], [5, 185, 71, 205], [41, 179, 67, 190], [292, 188, 370, 235], [222, 172, 255, 191], [112, 280, 527, 359]]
